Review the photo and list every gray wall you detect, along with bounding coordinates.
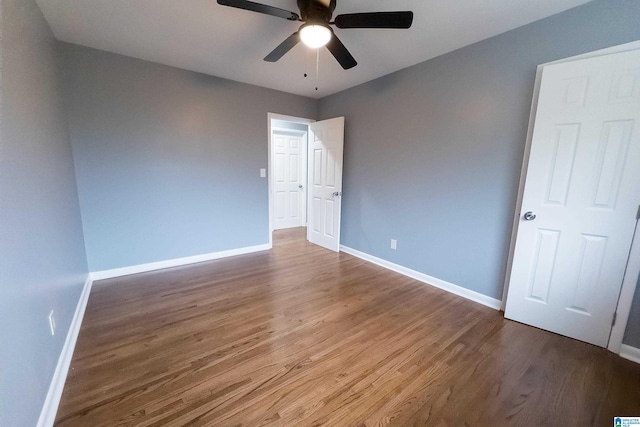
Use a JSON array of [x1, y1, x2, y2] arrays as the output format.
[[61, 44, 317, 272], [318, 0, 640, 304], [0, 0, 89, 425]]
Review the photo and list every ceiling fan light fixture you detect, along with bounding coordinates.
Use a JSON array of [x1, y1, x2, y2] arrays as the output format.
[[300, 23, 331, 48]]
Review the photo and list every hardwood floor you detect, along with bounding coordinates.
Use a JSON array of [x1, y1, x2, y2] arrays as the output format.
[[56, 228, 640, 426]]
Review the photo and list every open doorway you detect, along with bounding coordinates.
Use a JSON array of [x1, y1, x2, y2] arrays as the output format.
[[267, 113, 313, 247], [268, 113, 346, 252]]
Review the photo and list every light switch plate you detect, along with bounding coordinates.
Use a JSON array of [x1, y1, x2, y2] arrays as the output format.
[[260, 168, 266, 178]]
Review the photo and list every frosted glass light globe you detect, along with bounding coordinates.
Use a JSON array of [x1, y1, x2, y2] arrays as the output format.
[[300, 24, 331, 48]]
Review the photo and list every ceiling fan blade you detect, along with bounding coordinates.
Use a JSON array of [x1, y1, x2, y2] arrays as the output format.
[[264, 32, 300, 62], [217, 0, 299, 21], [326, 33, 357, 70], [334, 11, 414, 29]]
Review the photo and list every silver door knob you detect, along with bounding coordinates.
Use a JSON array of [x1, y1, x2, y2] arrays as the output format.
[[298, 184, 303, 189], [523, 211, 536, 221], [332, 191, 342, 197]]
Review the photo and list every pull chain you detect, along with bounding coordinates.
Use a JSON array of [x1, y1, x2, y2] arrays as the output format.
[[315, 48, 319, 91], [304, 48, 308, 78]]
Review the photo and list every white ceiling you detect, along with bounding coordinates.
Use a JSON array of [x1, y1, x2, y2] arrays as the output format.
[[37, 0, 593, 98]]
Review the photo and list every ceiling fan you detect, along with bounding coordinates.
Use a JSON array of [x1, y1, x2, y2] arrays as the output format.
[[216, 0, 414, 70]]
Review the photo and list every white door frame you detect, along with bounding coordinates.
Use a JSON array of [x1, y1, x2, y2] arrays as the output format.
[[267, 113, 314, 247], [501, 40, 640, 354]]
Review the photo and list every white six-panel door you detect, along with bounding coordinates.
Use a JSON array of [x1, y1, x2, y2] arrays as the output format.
[[273, 131, 306, 230], [505, 48, 640, 347], [307, 117, 344, 252]]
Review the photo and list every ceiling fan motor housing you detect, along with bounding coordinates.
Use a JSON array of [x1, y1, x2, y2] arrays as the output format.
[[297, 0, 335, 22]]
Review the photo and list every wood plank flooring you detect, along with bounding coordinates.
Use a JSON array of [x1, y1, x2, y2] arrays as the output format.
[[55, 228, 640, 426]]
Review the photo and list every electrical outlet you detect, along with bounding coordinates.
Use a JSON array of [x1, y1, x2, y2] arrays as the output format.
[[48, 310, 56, 336], [391, 239, 397, 250]]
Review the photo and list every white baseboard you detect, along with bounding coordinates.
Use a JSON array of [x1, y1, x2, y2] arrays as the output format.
[[340, 245, 502, 310], [37, 275, 93, 427], [620, 344, 640, 365], [91, 243, 272, 281]]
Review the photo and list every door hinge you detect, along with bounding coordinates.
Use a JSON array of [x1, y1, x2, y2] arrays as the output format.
[[612, 312, 617, 327]]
